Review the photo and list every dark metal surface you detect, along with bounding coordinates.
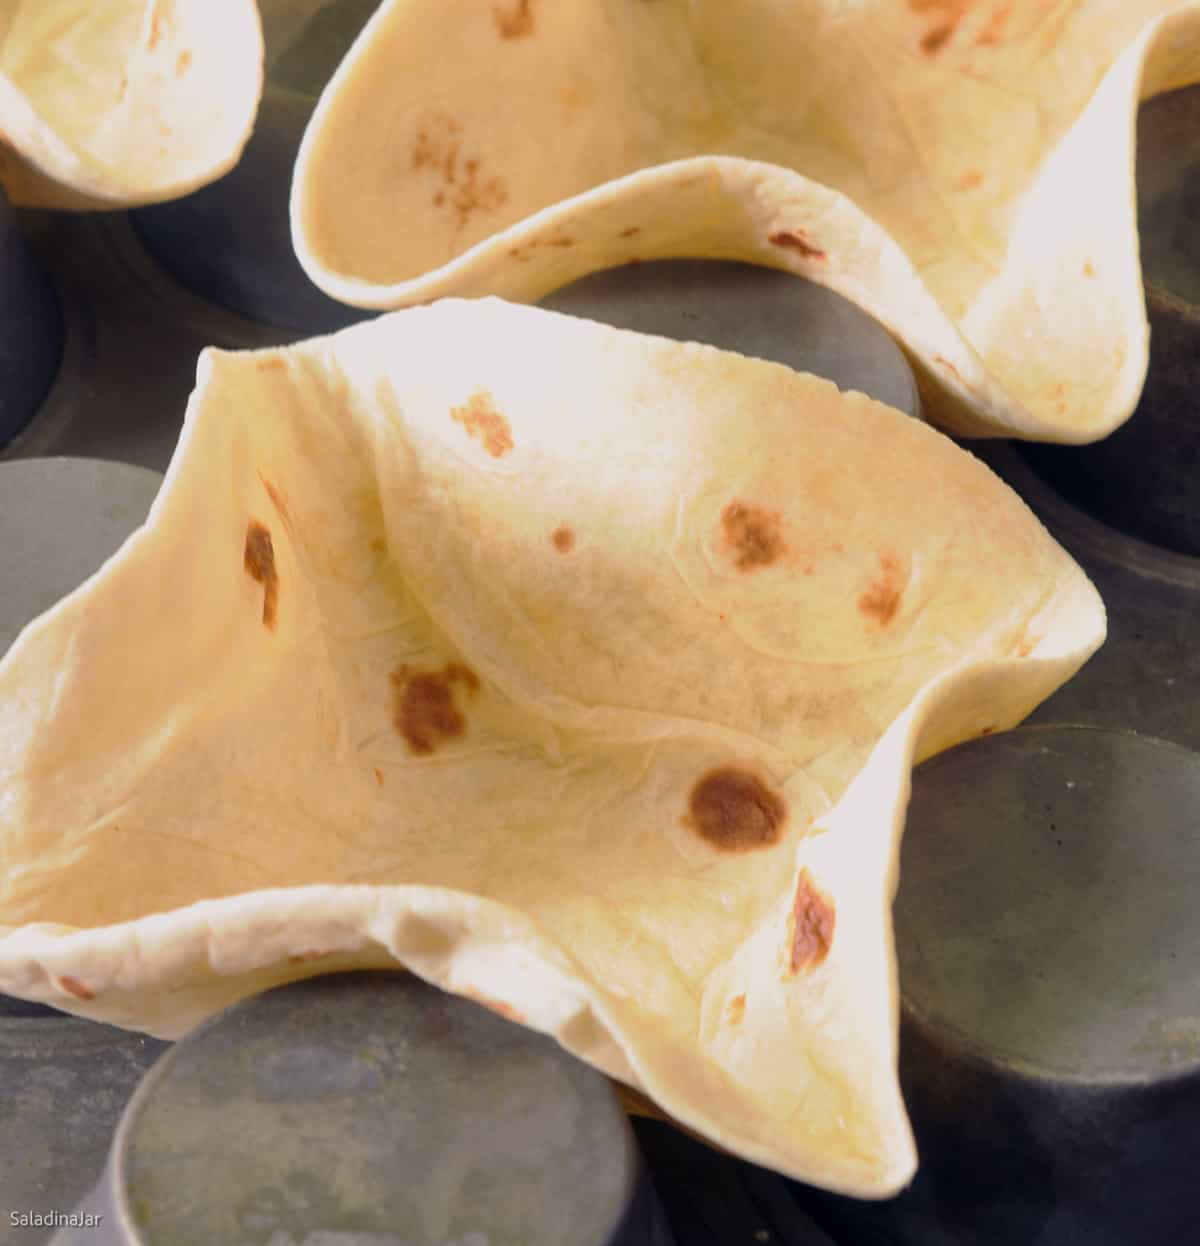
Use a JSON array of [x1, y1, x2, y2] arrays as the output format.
[[543, 260, 921, 420], [975, 441, 1200, 750], [0, 1019, 169, 1233], [58, 972, 665, 1246], [1138, 84, 1200, 306], [805, 726, 1200, 1246], [634, 1120, 839, 1246], [899, 728, 1200, 1081], [0, 189, 62, 449]]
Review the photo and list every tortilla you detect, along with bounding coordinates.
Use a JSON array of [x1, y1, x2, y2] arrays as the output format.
[[0, 300, 1104, 1195], [290, 0, 1200, 443], [0, 0, 263, 208]]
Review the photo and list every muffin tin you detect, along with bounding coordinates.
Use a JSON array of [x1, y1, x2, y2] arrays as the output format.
[[1, 6, 1198, 1239]]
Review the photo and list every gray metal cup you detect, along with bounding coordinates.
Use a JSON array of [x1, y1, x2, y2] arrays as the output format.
[[54, 972, 675, 1246], [805, 725, 1200, 1245]]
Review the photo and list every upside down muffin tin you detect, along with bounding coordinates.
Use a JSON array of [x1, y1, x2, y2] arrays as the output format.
[[2, 2, 1200, 1240]]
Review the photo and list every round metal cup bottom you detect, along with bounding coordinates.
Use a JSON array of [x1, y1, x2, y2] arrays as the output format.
[[61, 973, 669, 1246], [540, 259, 921, 420], [804, 725, 1200, 1245], [0, 458, 163, 661]]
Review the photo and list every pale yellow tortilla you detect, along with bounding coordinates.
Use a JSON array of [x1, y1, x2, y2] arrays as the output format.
[[0, 301, 1104, 1195], [291, 0, 1200, 442], [0, 0, 263, 208]]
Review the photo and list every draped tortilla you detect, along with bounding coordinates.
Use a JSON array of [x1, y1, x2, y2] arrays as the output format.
[[0, 300, 1104, 1196], [291, 0, 1200, 443], [0, 0, 262, 208]]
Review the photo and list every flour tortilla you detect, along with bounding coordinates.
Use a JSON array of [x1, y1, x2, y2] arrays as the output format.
[[0, 300, 1104, 1195], [291, 0, 1200, 442], [0, 0, 262, 208]]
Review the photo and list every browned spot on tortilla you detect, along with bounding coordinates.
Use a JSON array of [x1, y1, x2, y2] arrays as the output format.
[[451, 390, 514, 458], [370, 537, 387, 553], [1056, 401, 1067, 415], [59, 976, 95, 1001], [934, 354, 967, 386], [288, 950, 330, 964], [391, 663, 480, 755], [957, 168, 984, 191], [908, 0, 970, 55], [685, 767, 788, 853], [493, 0, 534, 38], [721, 502, 785, 572], [453, 169, 507, 225], [921, 22, 954, 54], [787, 870, 836, 974], [175, 50, 192, 75], [975, 0, 1014, 46], [147, 13, 165, 50], [464, 988, 526, 1024], [243, 521, 279, 630], [411, 116, 461, 177], [508, 247, 533, 262], [619, 226, 642, 238], [981, 725, 997, 735], [727, 994, 747, 1025], [545, 235, 574, 248], [1015, 632, 1041, 658], [857, 553, 908, 629], [1083, 259, 1096, 277], [768, 229, 827, 261], [411, 113, 509, 227], [256, 357, 287, 372], [374, 767, 385, 787], [551, 525, 575, 554]]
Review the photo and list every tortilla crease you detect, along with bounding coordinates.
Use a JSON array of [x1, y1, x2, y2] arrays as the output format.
[[291, 0, 1200, 443], [0, 301, 1104, 1196], [0, 1, 262, 208]]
